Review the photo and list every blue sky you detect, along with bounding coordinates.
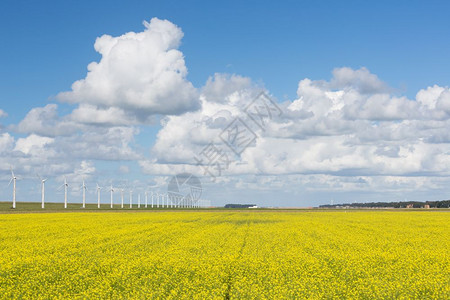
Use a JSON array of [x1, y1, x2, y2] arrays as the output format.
[[1, 0, 450, 206]]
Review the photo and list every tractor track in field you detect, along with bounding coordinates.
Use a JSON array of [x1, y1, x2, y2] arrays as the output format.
[[224, 221, 250, 300]]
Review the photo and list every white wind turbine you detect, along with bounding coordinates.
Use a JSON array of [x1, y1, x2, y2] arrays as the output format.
[[81, 179, 87, 208], [138, 193, 141, 208], [96, 184, 102, 208], [151, 191, 154, 208], [120, 188, 124, 209], [58, 177, 69, 209], [37, 174, 48, 209], [110, 185, 114, 208], [9, 168, 19, 209], [129, 189, 133, 208], [145, 191, 148, 208]]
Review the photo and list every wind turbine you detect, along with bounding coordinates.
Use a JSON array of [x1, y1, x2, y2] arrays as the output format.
[[9, 168, 18, 209], [58, 177, 69, 209], [37, 174, 47, 209], [96, 184, 102, 208], [145, 191, 148, 208], [81, 179, 87, 208], [129, 189, 133, 208], [110, 185, 114, 208], [120, 188, 124, 208], [151, 191, 154, 208], [138, 193, 141, 208]]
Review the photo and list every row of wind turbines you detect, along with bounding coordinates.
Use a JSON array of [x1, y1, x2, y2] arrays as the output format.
[[8, 169, 210, 209]]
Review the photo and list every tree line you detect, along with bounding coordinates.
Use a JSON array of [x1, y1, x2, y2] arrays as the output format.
[[320, 200, 450, 208]]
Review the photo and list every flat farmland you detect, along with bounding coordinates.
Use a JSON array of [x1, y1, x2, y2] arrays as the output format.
[[0, 210, 449, 299]]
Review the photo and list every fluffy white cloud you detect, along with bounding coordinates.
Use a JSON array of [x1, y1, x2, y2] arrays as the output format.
[[57, 18, 199, 118], [149, 73, 261, 165], [58, 126, 141, 161], [14, 134, 54, 155], [330, 67, 389, 94], [14, 104, 79, 137], [142, 67, 450, 186], [201, 73, 253, 103], [70, 104, 136, 126], [0, 133, 14, 153]]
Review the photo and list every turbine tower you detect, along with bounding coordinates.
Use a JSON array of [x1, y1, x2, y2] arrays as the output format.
[[9, 168, 18, 209], [61, 177, 69, 209], [129, 189, 133, 208], [96, 184, 102, 208], [138, 193, 141, 208], [81, 179, 87, 208], [121, 188, 124, 208], [145, 191, 148, 208], [37, 175, 47, 209], [110, 185, 114, 208]]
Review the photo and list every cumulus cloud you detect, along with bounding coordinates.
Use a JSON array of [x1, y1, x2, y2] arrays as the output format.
[[142, 67, 450, 185], [14, 104, 79, 137], [149, 73, 261, 166], [70, 104, 136, 126], [330, 67, 389, 94], [57, 18, 199, 119], [0, 133, 14, 153], [57, 126, 141, 161], [201, 73, 253, 103], [14, 134, 54, 155]]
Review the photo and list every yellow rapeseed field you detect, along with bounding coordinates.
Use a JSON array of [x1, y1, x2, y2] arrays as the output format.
[[0, 211, 449, 299]]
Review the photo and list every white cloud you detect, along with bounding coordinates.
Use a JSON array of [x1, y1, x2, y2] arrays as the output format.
[[143, 68, 450, 184], [14, 134, 54, 155], [0, 133, 14, 153], [57, 18, 199, 118], [416, 85, 445, 109], [149, 73, 261, 166], [330, 67, 389, 94], [70, 104, 136, 125], [55, 126, 141, 161], [67, 160, 96, 184], [202, 73, 253, 103], [14, 104, 79, 137], [0, 109, 7, 118]]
